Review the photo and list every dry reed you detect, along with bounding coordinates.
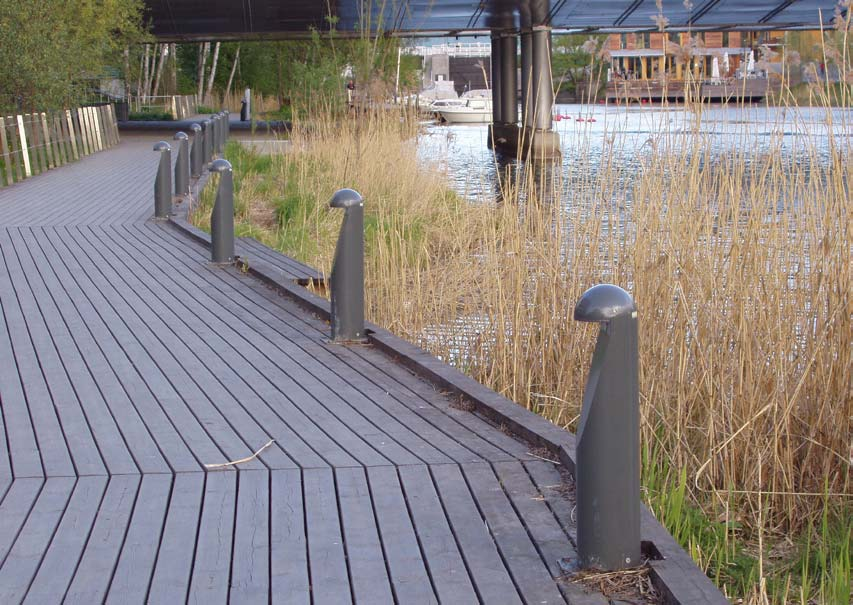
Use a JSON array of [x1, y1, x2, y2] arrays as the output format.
[[196, 87, 851, 603]]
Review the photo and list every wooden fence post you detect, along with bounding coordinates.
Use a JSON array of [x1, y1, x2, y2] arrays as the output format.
[[66, 110, 79, 160], [0, 117, 13, 186], [41, 112, 55, 169]]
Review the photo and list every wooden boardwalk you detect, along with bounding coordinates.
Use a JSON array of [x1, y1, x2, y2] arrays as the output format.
[[0, 137, 610, 604]]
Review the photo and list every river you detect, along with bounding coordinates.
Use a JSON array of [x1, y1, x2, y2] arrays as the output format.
[[416, 103, 852, 202]]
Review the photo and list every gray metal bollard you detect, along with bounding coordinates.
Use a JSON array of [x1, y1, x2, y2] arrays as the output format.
[[173, 131, 190, 196], [329, 189, 365, 342], [221, 110, 230, 144], [201, 119, 212, 164], [190, 123, 203, 178], [573, 284, 641, 571], [211, 113, 222, 153], [209, 159, 235, 264], [153, 141, 172, 218]]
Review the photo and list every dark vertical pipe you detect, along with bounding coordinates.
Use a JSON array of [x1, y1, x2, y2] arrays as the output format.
[[532, 27, 554, 131], [209, 159, 235, 263], [153, 141, 172, 218], [500, 34, 518, 124], [490, 34, 503, 124], [573, 284, 641, 571], [329, 188, 365, 342], [173, 131, 189, 196], [521, 31, 533, 129], [190, 123, 203, 178]]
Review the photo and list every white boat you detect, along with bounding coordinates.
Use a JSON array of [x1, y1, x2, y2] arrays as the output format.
[[437, 98, 492, 123]]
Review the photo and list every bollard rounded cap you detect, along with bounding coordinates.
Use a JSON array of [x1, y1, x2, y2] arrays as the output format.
[[190, 122, 202, 133], [209, 159, 232, 173], [574, 284, 636, 322], [174, 131, 188, 141], [201, 118, 211, 126], [329, 188, 364, 209], [153, 141, 171, 152]]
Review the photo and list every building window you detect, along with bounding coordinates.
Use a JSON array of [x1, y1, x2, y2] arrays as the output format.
[[722, 32, 729, 46], [620, 33, 627, 48]]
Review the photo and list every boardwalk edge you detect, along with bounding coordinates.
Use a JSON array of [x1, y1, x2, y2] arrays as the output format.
[[167, 184, 729, 605]]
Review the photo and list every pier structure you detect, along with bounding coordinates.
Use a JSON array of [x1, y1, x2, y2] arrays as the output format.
[[488, 3, 561, 160]]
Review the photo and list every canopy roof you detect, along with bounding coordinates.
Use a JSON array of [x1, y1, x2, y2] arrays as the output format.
[[145, 0, 847, 41]]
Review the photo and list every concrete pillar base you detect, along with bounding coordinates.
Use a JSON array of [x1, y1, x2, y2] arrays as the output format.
[[489, 124, 561, 160]]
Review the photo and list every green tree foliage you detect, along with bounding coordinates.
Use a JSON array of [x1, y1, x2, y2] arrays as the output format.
[[551, 34, 608, 98], [0, 0, 146, 111]]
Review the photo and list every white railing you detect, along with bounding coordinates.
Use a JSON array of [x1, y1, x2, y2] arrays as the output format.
[[404, 42, 492, 58], [0, 105, 119, 187]]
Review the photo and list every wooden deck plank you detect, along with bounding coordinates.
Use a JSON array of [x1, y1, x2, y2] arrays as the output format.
[[95, 225, 359, 469], [229, 470, 271, 604], [22, 476, 108, 604], [270, 469, 310, 605], [0, 139, 645, 605], [462, 463, 567, 605], [149, 224, 533, 464], [0, 479, 44, 568], [22, 227, 170, 474], [66, 224, 311, 471], [1, 230, 107, 477], [30, 227, 201, 473], [137, 224, 476, 467], [335, 467, 395, 604], [0, 476, 75, 603], [398, 464, 480, 604], [64, 475, 141, 604], [523, 461, 579, 545], [430, 464, 523, 605], [147, 472, 204, 604], [49, 226, 232, 468], [188, 471, 237, 605], [9, 229, 136, 475], [367, 465, 438, 604], [237, 236, 322, 281], [303, 467, 351, 605], [0, 303, 41, 478], [106, 473, 173, 604], [495, 461, 608, 605], [109, 225, 394, 469], [0, 233, 75, 477]]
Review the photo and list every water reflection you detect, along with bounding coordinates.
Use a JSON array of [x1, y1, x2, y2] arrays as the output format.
[[417, 103, 852, 204]]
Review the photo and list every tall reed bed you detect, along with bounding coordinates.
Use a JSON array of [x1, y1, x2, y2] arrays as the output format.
[[194, 96, 850, 601]]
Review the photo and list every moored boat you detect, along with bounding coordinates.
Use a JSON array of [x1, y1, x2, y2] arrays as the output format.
[[436, 97, 492, 123]]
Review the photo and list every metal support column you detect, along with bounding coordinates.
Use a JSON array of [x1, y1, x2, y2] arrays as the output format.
[[531, 27, 554, 131], [490, 34, 503, 125], [500, 34, 518, 125], [520, 31, 533, 128]]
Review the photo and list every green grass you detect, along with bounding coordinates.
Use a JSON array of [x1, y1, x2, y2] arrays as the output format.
[[128, 110, 173, 121], [196, 104, 217, 114]]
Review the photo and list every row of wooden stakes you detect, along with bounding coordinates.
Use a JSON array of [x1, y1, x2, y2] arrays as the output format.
[[0, 104, 120, 188]]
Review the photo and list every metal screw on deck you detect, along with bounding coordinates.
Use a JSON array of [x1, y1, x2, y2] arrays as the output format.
[[209, 159, 235, 264], [153, 141, 172, 218], [201, 119, 212, 164], [190, 123, 203, 178], [574, 284, 641, 571], [173, 131, 190, 196], [329, 189, 365, 342]]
